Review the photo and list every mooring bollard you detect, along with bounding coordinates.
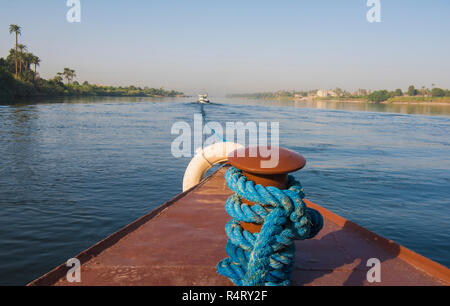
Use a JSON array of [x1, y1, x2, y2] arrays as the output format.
[[217, 146, 323, 286], [227, 146, 307, 233]]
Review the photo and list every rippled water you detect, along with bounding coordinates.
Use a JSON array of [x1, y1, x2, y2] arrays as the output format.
[[0, 97, 449, 285]]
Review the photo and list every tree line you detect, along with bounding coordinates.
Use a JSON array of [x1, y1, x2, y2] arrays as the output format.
[[229, 86, 450, 104], [1, 25, 184, 100], [367, 85, 449, 103]]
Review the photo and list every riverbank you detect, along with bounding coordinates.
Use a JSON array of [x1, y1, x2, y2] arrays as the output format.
[[2, 24, 186, 102], [296, 97, 450, 106], [229, 88, 450, 106], [228, 96, 450, 107], [0, 67, 185, 102]]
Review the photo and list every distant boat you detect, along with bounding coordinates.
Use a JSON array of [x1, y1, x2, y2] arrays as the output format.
[[198, 94, 210, 104]]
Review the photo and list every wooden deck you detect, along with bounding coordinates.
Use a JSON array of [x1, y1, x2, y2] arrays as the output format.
[[29, 167, 449, 286]]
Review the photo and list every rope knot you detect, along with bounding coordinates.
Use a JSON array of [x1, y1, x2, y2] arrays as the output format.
[[217, 167, 324, 286]]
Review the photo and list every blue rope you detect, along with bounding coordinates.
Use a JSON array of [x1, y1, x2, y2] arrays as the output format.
[[200, 104, 228, 143], [217, 167, 324, 286], [207, 124, 227, 143]]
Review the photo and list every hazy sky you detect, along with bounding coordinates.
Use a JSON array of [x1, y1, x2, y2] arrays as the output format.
[[1, 0, 449, 96]]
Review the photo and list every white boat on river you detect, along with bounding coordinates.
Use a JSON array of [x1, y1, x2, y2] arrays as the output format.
[[198, 94, 210, 104]]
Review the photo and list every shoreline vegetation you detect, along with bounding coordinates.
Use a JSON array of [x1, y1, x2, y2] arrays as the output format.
[[0, 25, 185, 101], [228, 87, 450, 105]]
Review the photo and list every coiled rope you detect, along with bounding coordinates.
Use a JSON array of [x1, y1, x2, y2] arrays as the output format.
[[217, 167, 324, 286]]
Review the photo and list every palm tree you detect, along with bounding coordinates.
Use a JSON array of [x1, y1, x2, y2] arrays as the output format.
[[31, 56, 41, 81], [23, 52, 33, 70], [55, 73, 64, 84], [8, 24, 22, 77], [17, 44, 27, 76], [63, 68, 76, 85], [70, 69, 76, 85]]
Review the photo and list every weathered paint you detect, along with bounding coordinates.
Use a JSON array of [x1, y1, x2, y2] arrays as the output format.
[[29, 167, 449, 286]]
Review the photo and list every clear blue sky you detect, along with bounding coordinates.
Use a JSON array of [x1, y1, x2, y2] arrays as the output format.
[[1, 0, 449, 96]]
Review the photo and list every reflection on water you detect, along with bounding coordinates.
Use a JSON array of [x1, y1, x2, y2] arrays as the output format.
[[0, 97, 449, 285]]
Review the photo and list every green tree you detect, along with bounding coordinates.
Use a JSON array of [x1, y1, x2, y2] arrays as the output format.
[[5, 49, 18, 73], [52, 73, 64, 86], [0, 66, 15, 98], [407, 85, 416, 96], [8, 24, 21, 77], [22, 52, 33, 71], [368, 90, 391, 103], [31, 56, 41, 81], [17, 44, 27, 75], [431, 88, 445, 97], [394, 89, 403, 96], [62, 68, 76, 85]]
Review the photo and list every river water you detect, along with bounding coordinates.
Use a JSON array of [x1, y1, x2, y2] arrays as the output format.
[[0, 97, 449, 285]]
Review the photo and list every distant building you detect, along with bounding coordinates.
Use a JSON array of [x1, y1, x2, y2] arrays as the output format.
[[316, 90, 338, 97], [353, 89, 368, 96], [316, 90, 326, 97]]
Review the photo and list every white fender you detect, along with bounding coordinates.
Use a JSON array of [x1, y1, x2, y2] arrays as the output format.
[[183, 142, 243, 192]]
